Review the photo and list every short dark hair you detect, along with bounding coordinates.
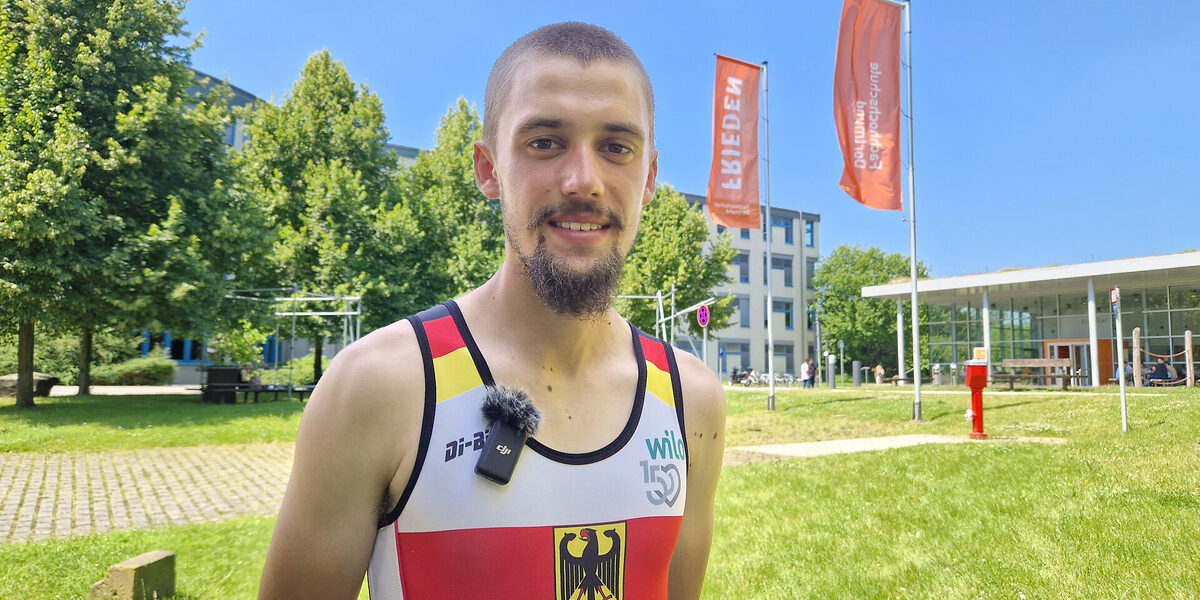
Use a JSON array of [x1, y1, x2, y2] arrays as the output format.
[[483, 22, 655, 149]]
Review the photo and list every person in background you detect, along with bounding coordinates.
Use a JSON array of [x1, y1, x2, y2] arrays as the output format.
[[1146, 357, 1170, 383]]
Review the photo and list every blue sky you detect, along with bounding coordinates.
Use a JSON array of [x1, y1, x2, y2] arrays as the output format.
[[180, 0, 1200, 277]]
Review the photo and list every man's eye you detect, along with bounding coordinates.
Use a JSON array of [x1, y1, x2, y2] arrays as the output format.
[[605, 143, 632, 155], [530, 139, 557, 150]]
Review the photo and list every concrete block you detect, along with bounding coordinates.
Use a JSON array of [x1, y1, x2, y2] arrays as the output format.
[[88, 550, 175, 600]]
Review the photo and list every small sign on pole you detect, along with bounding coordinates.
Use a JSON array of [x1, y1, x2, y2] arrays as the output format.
[[696, 305, 710, 328]]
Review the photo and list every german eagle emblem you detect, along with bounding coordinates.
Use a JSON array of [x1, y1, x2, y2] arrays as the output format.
[[554, 522, 625, 600]]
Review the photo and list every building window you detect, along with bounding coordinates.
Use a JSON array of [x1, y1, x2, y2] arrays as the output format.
[[716, 224, 726, 235], [806, 257, 817, 289], [720, 341, 751, 373], [772, 215, 794, 244], [774, 255, 793, 287], [141, 330, 204, 365], [764, 343, 795, 374], [733, 251, 750, 283], [740, 228, 750, 240], [777, 299, 794, 329], [737, 295, 750, 328], [764, 254, 793, 286], [805, 221, 815, 247], [807, 300, 817, 331], [763, 298, 793, 329]]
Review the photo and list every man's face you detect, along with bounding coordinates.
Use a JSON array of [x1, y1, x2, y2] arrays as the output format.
[[474, 55, 658, 317]]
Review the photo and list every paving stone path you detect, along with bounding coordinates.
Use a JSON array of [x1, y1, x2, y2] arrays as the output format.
[[0, 444, 293, 545], [0, 434, 1066, 545]]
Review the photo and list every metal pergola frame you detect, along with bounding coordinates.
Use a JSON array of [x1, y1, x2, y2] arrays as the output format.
[[224, 287, 363, 400]]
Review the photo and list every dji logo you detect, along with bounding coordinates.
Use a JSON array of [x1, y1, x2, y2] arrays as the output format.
[[496, 445, 512, 455]]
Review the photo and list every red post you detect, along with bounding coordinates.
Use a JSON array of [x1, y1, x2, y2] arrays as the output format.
[[964, 362, 988, 439]]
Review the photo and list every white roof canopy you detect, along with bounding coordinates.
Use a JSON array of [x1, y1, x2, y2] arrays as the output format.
[[861, 251, 1200, 304]]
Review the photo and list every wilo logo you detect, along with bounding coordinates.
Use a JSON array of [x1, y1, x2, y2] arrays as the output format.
[[496, 444, 512, 455], [644, 429, 685, 461], [640, 429, 685, 507]]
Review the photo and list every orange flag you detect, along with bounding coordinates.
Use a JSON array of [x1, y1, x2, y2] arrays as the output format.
[[706, 55, 762, 229], [834, 0, 903, 210]]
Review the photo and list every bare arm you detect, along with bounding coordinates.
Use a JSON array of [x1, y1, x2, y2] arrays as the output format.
[[259, 322, 424, 600], [668, 350, 727, 600]]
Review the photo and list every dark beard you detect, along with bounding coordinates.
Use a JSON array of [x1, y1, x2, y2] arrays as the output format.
[[504, 198, 628, 319], [517, 236, 625, 319]]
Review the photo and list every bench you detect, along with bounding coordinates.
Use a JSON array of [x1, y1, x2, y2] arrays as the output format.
[[1146, 377, 1187, 387], [996, 358, 1076, 390], [881, 373, 933, 385], [196, 366, 314, 403], [196, 382, 315, 403]]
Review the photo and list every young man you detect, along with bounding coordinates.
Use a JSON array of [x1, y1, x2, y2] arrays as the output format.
[[258, 23, 726, 600]]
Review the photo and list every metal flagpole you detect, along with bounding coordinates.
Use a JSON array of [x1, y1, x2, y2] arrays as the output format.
[[903, 0, 922, 420], [762, 60, 776, 411], [1112, 287, 1128, 432]]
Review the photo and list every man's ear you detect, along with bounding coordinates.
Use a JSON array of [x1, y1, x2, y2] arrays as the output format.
[[641, 150, 659, 206], [474, 142, 501, 199]]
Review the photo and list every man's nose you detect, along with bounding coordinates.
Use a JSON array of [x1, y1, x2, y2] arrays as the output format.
[[559, 146, 603, 198]]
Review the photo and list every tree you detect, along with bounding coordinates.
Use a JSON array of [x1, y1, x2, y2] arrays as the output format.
[[393, 98, 503, 301], [811, 244, 930, 372], [236, 49, 393, 380], [0, 1, 257, 404], [616, 184, 736, 341]]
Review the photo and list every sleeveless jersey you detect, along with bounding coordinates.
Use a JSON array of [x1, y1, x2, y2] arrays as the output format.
[[367, 301, 689, 600]]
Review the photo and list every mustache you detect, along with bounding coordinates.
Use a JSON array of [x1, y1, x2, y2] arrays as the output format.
[[524, 199, 625, 232]]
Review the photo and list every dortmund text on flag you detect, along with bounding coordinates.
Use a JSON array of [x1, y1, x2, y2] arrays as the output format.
[[834, 0, 903, 210]]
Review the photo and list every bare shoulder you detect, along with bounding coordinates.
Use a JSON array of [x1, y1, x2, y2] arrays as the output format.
[[305, 317, 424, 434], [670, 348, 727, 437], [291, 316, 428, 496], [260, 317, 427, 598], [665, 349, 725, 599]]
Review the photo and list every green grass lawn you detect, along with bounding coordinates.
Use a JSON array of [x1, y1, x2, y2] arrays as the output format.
[[710, 386, 1200, 599], [2, 386, 1198, 598], [0, 394, 304, 452], [0, 516, 370, 600]]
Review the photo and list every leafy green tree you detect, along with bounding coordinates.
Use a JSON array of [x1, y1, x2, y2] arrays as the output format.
[[354, 188, 435, 331], [616, 184, 737, 340], [0, 1, 259, 404], [811, 244, 930, 372], [236, 49, 393, 380], [394, 98, 502, 300]]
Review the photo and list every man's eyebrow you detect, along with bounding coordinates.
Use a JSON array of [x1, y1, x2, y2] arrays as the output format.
[[513, 117, 563, 135], [604, 122, 646, 141], [511, 117, 646, 142]]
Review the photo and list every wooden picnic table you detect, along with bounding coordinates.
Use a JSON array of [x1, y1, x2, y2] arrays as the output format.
[[995, 358, 1077, 390], [193, 382, 315, 403]]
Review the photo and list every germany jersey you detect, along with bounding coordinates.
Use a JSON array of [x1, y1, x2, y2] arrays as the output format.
[[367, 301, 689, 599]]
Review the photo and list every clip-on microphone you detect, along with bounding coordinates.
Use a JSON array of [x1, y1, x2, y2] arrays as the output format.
[[475, 385, 542, 485]]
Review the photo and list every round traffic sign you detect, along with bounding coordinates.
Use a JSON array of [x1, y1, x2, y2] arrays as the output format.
[[697, 305, 710, 327]]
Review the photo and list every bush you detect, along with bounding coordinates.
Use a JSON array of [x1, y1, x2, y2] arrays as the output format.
[[251, 352, 318, 387], [90, 349, 177, 385], [0, 328, 143, 384]]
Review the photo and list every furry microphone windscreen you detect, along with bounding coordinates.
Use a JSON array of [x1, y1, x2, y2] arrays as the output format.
[[481, 385, 542, 435]]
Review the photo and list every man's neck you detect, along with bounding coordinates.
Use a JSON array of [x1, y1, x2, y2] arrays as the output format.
[[456, 261, 629, 377]]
